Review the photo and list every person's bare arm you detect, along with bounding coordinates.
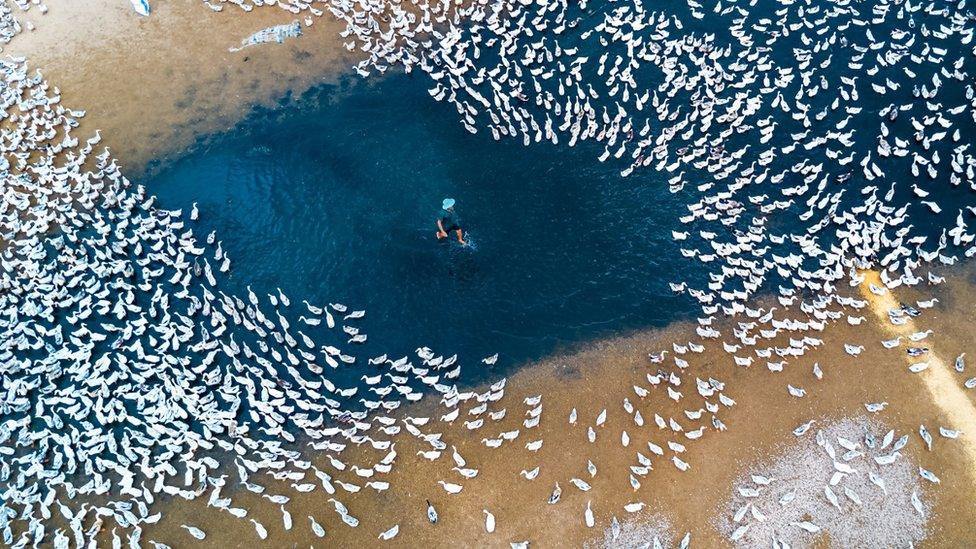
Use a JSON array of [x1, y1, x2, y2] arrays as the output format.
[[436, 219, 447, 238]]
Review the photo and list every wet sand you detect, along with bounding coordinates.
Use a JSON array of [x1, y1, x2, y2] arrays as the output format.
[[5, 0, 356, 175], [134, 267, 976, 547]]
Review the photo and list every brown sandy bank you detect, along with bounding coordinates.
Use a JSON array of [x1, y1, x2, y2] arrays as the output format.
[[6, 0, 356, 174]]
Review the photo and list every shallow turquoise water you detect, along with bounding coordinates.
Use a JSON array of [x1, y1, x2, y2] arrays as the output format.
[[147, 75, 696, 375]]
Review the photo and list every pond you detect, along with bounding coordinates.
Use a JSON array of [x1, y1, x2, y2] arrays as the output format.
[[147, 74, 699, 380]]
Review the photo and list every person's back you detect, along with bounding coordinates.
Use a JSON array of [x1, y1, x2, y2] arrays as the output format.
[[438, 207, 459, 232]]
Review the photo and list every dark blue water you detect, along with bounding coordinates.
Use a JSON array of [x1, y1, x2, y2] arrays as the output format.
[[147, 75, 696, 373]]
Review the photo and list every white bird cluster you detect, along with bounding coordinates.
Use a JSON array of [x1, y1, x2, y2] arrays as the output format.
[[0, 0, 974, 542], [0, 0, 45, 43], [200, 0, 976, 538], [0, 55, 513, 547], [0, 49, 734, 543], [210, 0, 976, 343], [725, 417, 934, 548]]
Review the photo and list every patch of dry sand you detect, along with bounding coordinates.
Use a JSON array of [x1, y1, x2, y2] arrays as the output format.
[[5, 0, 356, 174]]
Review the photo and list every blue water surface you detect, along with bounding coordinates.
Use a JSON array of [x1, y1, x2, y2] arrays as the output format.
[[146, 74, 696, 376]]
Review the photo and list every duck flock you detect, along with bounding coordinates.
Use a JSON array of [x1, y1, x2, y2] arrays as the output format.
[[724, 417, 932, 547], [0, 0, 974, 545], [214, 0, 976, 370]]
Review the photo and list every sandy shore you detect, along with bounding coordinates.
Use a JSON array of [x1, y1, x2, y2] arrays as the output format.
[[6, 0, 357, 175]]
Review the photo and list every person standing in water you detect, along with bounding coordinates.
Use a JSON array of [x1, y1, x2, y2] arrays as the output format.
[[436, 198, 467, 245]]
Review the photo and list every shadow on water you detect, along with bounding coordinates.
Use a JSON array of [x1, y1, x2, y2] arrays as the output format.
[[146, 73, 699, 384]]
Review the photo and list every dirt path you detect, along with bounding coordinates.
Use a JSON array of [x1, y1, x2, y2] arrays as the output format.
[[858, 270, 976, 476]]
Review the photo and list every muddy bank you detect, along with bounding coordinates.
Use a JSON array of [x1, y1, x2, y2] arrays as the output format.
[[6, 0, 357, 175]]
